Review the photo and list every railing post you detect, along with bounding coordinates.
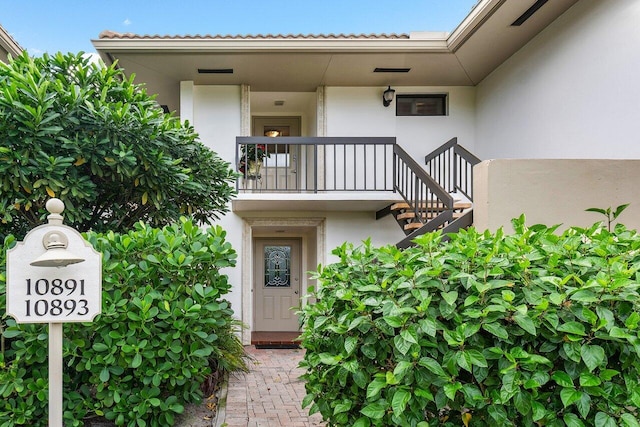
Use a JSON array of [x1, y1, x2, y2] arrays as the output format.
[[392, 146, 397, 192], [413, 174, 420, 219], [314, 143, 318, 193], [453, 149, 458, 194]]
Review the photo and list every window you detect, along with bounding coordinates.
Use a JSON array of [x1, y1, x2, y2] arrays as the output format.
[[396, 94, 447, 116], [264, 245, 291, 287]]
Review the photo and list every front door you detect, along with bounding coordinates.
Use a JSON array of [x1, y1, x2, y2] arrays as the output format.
[[254, 238, 302, 332]]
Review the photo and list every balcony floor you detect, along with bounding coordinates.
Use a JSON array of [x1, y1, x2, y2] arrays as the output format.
[[232, 191, 402, 212]]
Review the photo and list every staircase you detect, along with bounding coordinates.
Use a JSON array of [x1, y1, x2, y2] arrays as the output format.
[[377, 138, 481, 249]]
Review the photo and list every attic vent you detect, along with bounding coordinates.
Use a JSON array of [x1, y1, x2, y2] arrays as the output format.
[[511, 0, 548, 26], [374, 67, 411, 73], [274, 100, 285, 106], [197, 68, 234, 74]]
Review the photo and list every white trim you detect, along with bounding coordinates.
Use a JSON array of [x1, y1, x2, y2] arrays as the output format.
[[241, 84, 251, 136], [92, 38, 450, 53], [447, 0, 505, 51], [316, 86, 326, 137], [179, 81, 194, 123]]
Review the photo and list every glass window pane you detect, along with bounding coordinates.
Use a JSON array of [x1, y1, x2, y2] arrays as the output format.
[[396, 94, 447, 116], [264, 245, 291, 287]]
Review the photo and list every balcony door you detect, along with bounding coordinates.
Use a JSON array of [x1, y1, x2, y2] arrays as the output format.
[[252, 116, 300, 190]]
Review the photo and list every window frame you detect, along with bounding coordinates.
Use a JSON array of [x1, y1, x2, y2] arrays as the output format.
[[395, 93, 448, 117]]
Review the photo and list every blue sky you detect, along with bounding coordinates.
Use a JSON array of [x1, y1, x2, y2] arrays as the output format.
[[0, 0, 478, 56]]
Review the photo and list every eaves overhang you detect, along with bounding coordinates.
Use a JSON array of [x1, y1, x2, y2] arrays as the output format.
[[0, 24, 23, 58], [448, 0, 505, 52], [92, 37, 451, 55]]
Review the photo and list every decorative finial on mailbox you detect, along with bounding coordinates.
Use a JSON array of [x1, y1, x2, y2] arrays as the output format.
[[45, 198, 65, 225]]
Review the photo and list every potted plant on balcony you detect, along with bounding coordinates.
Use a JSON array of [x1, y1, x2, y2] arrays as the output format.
[[238, 143, 269, 179]]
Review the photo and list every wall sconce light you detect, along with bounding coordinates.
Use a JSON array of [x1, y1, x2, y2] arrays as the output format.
[[383, 86, 395, 107]]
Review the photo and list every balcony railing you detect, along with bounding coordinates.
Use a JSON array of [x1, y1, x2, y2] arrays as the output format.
[[236, 137, 396, 193]]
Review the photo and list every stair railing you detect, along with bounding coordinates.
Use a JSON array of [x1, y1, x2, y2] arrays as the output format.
[[394, 144, 454, 232], [424, 137, 481, 201]]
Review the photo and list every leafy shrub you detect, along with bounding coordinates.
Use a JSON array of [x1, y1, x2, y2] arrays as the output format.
[[300, 216, 640, 427], [0, 218, 246, 426], [0, 52, 236, 240]]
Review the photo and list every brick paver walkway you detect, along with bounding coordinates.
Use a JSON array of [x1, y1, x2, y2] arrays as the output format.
[[221, 346, 324, 427]]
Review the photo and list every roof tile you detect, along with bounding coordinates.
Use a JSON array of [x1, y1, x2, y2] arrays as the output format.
[[98, 31, 410, 40]]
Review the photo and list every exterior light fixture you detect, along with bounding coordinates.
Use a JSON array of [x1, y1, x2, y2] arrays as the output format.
[[383, 86, 395, 107], [265, 130, 280, 137], [30, 231, 85, 267]]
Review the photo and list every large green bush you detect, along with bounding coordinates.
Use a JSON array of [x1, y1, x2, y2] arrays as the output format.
[[0, 52, 236, 239], [300, 216, 640, 427], [0, 218, 246, 426]]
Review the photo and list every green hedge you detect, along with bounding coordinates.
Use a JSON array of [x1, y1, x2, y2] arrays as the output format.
[[300, 216, 640, 427], [0, 218, 246, 426]]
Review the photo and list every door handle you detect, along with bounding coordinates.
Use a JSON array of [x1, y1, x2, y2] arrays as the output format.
[[294, 290, 299, 294]]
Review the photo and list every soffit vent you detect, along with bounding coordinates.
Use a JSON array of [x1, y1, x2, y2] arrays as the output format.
[[197, 68, 234, 74], [511, 0, 549, 26], [374, 67, 411, 73], [274, 100, 285, 106]]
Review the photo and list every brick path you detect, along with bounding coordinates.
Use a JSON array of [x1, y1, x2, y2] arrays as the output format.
[[220, 346, 324, 427]]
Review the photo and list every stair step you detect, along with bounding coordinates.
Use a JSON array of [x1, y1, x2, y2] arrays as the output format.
[[397, 211, 465, 221], [404, 222, 435, 231], [403, 212, 465, 230], [391, 201, 472, 212]]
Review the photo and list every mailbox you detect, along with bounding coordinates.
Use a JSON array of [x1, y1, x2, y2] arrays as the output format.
[[4, 198, 102, 427]]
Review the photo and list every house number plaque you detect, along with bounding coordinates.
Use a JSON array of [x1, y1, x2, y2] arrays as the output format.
[[6, 223, 102, 324]]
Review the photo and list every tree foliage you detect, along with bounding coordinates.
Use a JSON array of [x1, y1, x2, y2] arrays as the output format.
[[300, 214, 640, 427], [0, 52, 236, 238]]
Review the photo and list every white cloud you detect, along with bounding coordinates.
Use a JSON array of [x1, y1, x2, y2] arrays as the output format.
[[28, 48, 45, 56], [123, 19, 132, 26], [82, 53, 103, 66]]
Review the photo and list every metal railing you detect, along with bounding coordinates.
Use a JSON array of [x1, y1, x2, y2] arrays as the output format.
[[394, 144, 454, 230], [236, 137, 396, 193], [424, 137, 481, 201]]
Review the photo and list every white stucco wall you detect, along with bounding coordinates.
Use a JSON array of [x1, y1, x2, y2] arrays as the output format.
[[475, 0, 640, 160], [474, 159, 640, 233], [326, 86, 477, 160], [189, 85, 246, 315], [192, 85, 242, 161], [324, 212, 404, 264], [238, 210, 404, 266]]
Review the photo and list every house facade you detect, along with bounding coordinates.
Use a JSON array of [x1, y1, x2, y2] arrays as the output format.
[[92, 0, 640, 344]]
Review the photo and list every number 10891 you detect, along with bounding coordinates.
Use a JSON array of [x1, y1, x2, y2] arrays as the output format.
[[26, 278, 85, 296]]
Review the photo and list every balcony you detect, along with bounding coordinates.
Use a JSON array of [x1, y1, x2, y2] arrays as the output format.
[[233, 137, 401, 212]]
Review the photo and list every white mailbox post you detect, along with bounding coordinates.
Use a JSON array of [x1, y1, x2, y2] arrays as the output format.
[[5, 198, 101, 427]]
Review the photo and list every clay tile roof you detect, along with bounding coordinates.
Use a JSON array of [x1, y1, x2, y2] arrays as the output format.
[[98, 31, 410, 40]]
